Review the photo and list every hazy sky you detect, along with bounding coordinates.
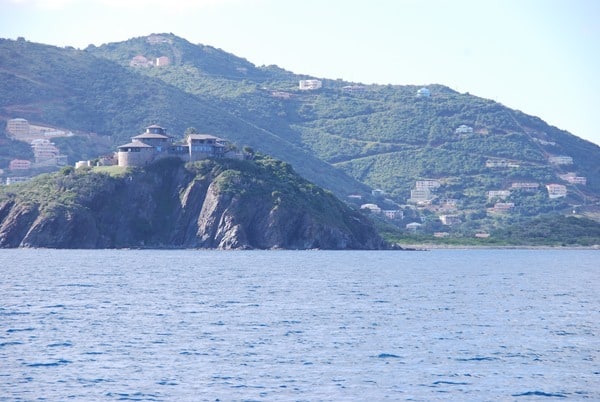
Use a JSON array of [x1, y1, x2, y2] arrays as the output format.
[[2, 0, 599, 146]]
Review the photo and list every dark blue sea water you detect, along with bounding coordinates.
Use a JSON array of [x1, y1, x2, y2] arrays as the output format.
[[1, 249, 598, 401]]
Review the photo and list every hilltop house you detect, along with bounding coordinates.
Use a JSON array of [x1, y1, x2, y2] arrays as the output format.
[[117, 125, 236, 167], [417, 87, 430, 97], [299, 79, 322, 90]]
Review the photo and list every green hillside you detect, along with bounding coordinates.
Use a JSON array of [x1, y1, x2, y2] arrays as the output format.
[[2, 34, 600, 243], [0, 37, 367, 196]]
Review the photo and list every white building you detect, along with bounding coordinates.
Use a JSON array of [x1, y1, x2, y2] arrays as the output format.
[[75, 160, 92, 169], [439, 214, 461, 225], [360, 203, 382, 213], [130, 55, 153, 67], [6, 118, 30, 137], [31, 139, 60, 163], [6, 176, 30, 185], [383, 210, 403, 220], [487, 190, 511, 200], [511, 182, 540, 191], [406, 222, 422, 231], [155, 56, 170, 66], [455, 124, 473, 134], [546, 184, 567, 199], [409, 188, 433, 204], [417, 87, 430, 97], [299, 79, 322, 90], [9, 159, 31, 170]]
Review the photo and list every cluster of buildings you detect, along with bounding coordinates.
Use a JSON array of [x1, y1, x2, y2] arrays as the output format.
[[114, 125, 241, 167], [6, 118, 69, 180], [3, 120, 240, 184], [352, 189, 404, 221]]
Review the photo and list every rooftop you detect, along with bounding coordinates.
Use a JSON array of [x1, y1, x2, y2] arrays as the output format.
[[132, 132, 171, 140], [118, 141, 154, 148]]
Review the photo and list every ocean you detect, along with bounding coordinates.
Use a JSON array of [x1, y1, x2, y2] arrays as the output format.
[[1, 249, 598, 401]]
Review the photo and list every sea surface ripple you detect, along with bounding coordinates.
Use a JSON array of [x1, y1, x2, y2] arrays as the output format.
[[1, 249, 598, 401]]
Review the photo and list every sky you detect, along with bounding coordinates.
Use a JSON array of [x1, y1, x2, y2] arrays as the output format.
[[1, 0, 599, 146]]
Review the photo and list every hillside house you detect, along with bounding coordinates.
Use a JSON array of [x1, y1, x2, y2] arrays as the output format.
[[406, 222, 422, 231], [511, 182, 540, 191], [487, 190, 511, 200], [439, 214, 461, 225], [9, 159, 31, 171], [416, 180, 441, 190], [383, 210, 403, 220], [31, 139, 67, 166], [490, 202, 515, 213], [130, 55, 153, 67], [7, 118, 30, 137], [299, 79, 322, 90], [546, 184, 567, 199], [117, 125, 235, 167], [409, 188, 433, 204], [417, 88, 430, 97], [155, 56, 170, 66], [6, 176, 30, 185], [186, 134, 227, 161], [455, 124, 473, 134], [360, 203, 382, 213]]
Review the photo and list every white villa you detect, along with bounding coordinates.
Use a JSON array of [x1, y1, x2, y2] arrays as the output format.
[[299, 79, 322, 90]]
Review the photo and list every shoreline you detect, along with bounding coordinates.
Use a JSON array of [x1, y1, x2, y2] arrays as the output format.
[[397, 243, 600, 251]]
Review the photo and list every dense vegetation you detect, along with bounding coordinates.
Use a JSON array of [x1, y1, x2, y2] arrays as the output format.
[[494, 215, 600, 246], [1, 34, 599, 245]]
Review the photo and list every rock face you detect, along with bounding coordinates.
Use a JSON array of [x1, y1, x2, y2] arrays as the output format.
[[0, 157, 388, 250]]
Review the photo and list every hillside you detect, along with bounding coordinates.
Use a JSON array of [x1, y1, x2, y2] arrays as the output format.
[[1, 34, 600, 242], [0, 157, 386, 249], [0, 37, 367, 196]]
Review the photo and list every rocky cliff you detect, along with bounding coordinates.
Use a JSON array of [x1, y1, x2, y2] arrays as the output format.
[[0, 157, 387, 250]]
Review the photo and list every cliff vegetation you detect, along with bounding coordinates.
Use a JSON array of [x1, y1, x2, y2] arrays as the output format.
[[0, 156, 386, 249]]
